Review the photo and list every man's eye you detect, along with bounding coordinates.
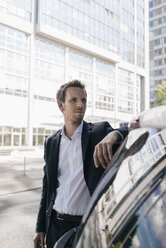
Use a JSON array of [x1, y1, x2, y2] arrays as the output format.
[[82, 99, 86, 103], [71, 99, 76, 102]]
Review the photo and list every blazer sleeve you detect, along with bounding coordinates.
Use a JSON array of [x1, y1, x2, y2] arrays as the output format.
[[104, 121, 128, 140], [35, 139, 48, 233], [104, 121, 129, 154], [114, 126, 129, 140]]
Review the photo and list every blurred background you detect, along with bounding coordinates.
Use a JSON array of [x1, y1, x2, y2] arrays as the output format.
[[0, 0, 150, 152]]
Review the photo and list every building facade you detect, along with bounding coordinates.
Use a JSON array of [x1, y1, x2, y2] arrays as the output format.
[[149, 0, 166, 105], [0, 0, 149, 148]]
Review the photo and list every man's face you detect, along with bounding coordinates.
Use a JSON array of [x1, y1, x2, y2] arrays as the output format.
[[59, 87, 87, 125]]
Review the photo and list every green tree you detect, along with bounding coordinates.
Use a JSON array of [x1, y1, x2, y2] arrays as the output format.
[[154, 81, 166, 106]]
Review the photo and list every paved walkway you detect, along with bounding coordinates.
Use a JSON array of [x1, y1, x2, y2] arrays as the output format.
[[0, 151, 44, 196]]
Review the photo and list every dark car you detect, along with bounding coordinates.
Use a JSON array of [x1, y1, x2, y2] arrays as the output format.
[[55, 106, 166, 248]]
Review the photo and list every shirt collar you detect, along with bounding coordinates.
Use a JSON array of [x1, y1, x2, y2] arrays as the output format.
[[61, 121, 83, 138]]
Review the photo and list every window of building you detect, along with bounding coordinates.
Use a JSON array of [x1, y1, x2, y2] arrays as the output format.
[[95, 60, 115, 111], [149, 1, 153, 8], [118, 68, 135, 114], [95, 94, 114, 111], [0, 24, 29, 97], [40, 0, 121, 56], [0, 0, 32, 22], [149, 21, 154, 27], [34, 39, 65, 100], [0, 126, 27, 147], [149, 11, 154, 17], [69, 50, 93, 108], [32, 128, 56, 146], [4, 134, 11, 146]]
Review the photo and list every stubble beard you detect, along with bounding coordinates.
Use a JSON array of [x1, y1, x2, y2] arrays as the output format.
[[72, 115, 84, 126], [72, 118, 83, 126]]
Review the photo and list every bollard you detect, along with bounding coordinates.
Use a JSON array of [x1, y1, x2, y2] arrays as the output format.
[[24, 156, 26, 176]]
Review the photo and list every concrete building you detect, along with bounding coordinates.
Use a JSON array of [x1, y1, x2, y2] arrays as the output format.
[[149, 0, 166, 106], [0, 0, 149, 148]]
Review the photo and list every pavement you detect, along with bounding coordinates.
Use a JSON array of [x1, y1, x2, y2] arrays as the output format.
[[0, 149, 44, 196], [0, 150, 44, 248]]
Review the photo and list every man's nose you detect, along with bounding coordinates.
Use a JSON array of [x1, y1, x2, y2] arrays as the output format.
[[77, 100, 83, 107]]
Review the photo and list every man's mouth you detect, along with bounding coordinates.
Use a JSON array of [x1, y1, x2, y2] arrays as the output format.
[[75, 110, 84, 113]]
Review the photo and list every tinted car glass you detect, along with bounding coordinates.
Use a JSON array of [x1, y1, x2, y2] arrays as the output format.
[[75, 172, 166, 248], [111, 174, 166, 248], [75, 127, 166, 248]]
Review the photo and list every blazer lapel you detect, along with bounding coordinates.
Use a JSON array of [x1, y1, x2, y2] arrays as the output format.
[[81, 121, 91, 163], [50, 131, 61, 191]]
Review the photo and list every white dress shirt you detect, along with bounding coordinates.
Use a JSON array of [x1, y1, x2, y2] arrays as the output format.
[[53, 121, 91, 215]]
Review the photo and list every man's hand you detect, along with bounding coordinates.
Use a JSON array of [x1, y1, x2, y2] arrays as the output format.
[[129, 119, 140, 132], [93, 131, 122, 169], [33, 232, 45, 248]]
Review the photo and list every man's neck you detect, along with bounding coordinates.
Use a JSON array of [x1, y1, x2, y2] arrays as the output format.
[[64, 121, 82, 140]]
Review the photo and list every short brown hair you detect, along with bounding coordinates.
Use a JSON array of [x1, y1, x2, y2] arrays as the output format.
[[56, 79, 86, 102]]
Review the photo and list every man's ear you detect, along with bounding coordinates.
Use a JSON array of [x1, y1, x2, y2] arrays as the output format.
[[58, 100, 64, 113]]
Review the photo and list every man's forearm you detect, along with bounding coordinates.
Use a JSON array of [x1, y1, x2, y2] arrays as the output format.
[[93, 131, 124, 168]]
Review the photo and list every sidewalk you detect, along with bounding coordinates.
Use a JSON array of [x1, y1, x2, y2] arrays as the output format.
[[0, 151, 44, 196]]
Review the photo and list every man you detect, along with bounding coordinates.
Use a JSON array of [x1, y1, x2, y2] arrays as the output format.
[[33, 80, 129, 248]]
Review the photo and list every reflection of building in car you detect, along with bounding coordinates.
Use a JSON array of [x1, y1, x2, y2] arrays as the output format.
[[55, 106, 166, 248]]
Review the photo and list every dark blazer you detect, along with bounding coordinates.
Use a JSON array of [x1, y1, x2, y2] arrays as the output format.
[[35, 121, 128, 234]]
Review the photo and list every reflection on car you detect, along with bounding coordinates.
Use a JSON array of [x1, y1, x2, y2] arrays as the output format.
[[55, 106, 166, 248]]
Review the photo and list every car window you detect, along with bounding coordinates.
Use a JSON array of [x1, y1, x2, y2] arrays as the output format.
[[113, 127, 166, 204], [75, 128, 166, 248], [110, 176, 166, 248], [76, 173, 166, 248]]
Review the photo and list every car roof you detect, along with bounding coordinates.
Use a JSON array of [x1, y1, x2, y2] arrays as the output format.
[[139, 105, 166, 130]]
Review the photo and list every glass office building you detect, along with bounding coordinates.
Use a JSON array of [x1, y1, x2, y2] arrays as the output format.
[[149, 0, 166, 105], [0, 0, 149, 148]]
